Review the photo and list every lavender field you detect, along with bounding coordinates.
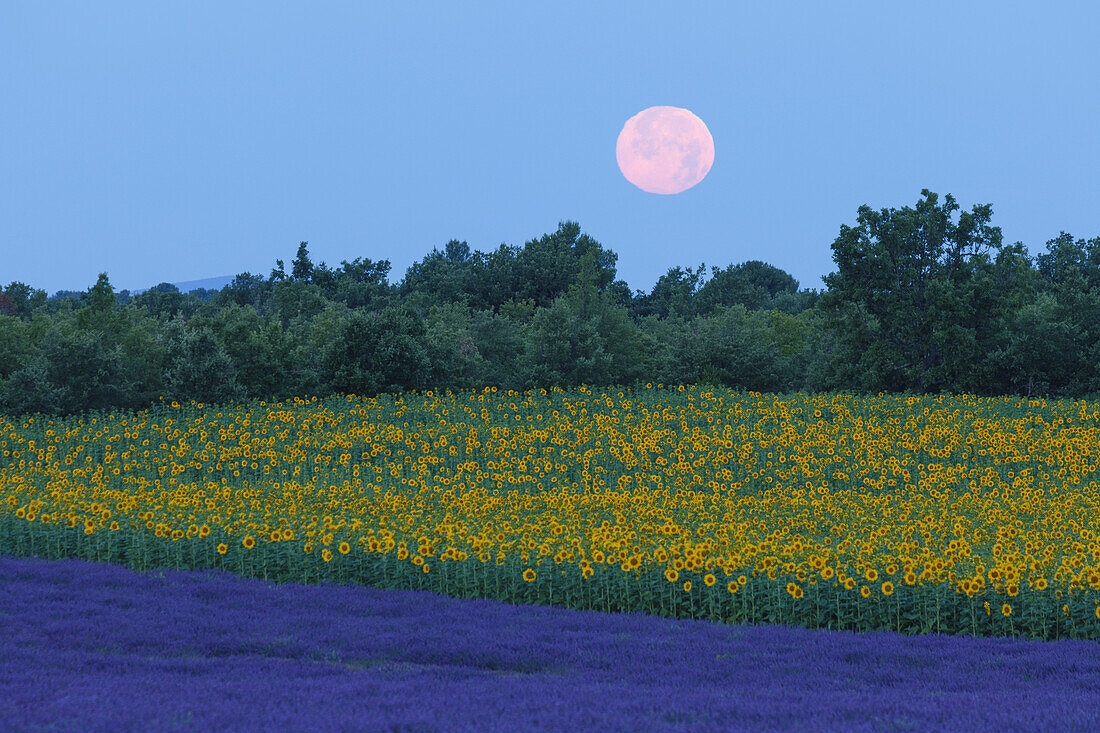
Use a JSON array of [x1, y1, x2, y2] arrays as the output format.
[[3, 553, 1099, 732]]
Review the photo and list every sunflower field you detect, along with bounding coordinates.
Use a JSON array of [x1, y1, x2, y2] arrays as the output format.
[[3, 384, 1099, 640]]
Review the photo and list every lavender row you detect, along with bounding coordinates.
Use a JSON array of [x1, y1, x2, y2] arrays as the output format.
[[4, 554, 1100, 732]]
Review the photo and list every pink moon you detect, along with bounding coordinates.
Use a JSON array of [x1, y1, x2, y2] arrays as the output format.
[[616, 106, 715, 194]]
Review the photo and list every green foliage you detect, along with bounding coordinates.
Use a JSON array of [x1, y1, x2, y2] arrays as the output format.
[[423, 302, 484, 391], [161, 319, 245, 407], [1, 198, 1098, 419], [520, 258, 657, 390], [695, 306, 794, 393], [1, 281, 48, 319], [0, 357, 62, 416], [322, 306, 431, 397], [18, 327, 133, 415], [631, 264, 707, 320], [467, 308, 526, 389], [816, 189, 1022, 396]]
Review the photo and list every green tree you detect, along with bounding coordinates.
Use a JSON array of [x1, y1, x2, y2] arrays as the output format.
[[218, 272, 268, 310], [291, 241, 315, 282], [983, 291, 1074, 399], [210, 304, 296, 401], [131, 282, 186, 321], [161, 319, 245, 406], [75, 273, 120, 332], [270, 280, 328, 325], [0, 357, 62, 416], [520, 256, 656, 390], [631, 264, 707, 320], [423, 302, 484, 392], [1, 282, 48, 319], [694, 261, 798, 315], [322, 306, 431, 398], [1033, 232, 1100, 397], [34, 327, 132, 414], [635, 314, 706, 388], [467, 308, 526, 389], [815, 189, 1015, 396], [0, 314, 37, 381], [399, 240, 475, 313], [695, 305, 793, 394]]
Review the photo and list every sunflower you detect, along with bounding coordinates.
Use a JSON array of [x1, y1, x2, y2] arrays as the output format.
[[881, 581, 894, 596], [339, 541, 351, 554], [322, 548, 333, 562], [860, 585, 871, 598], [216, 543, 228, 554], [727, 580, 739, 594], [704, 573, 717, 587], [683, 581, 692, 593], [523, 568, 536, 582], [242, 536, 255, 549], [665, 568, 679, 583], [1001, 603, 1012, 617]]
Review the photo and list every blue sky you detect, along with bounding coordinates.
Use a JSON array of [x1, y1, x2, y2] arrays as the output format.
[[3, 1, 1098, 298]]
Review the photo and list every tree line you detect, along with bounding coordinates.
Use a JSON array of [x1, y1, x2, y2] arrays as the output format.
[[1, 188, 1098, 419]]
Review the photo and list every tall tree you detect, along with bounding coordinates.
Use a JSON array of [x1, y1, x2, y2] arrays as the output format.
[[1032, 232, 1100, 396], [291, 241, 315, 282], [815, 189, 1014, 395], [512, 221, 621, 309], [75, 273, 118, 331]]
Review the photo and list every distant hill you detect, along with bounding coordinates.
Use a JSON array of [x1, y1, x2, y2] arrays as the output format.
[[126, 275, 235, 296]]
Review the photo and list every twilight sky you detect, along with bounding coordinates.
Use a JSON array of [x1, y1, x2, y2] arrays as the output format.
[[2, 1, 1098, 297]]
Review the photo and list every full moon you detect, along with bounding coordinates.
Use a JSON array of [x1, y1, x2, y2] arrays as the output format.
[[616, 106, 714, 194]]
